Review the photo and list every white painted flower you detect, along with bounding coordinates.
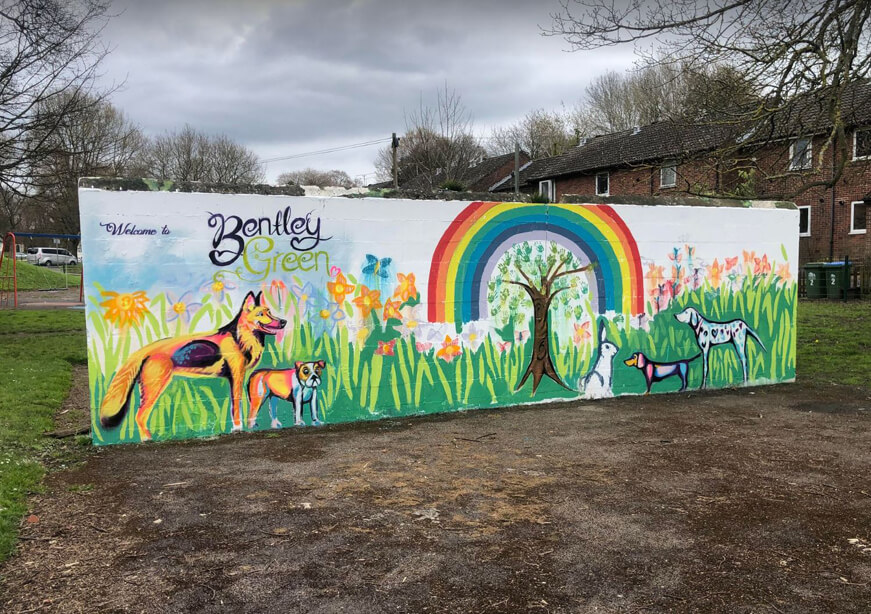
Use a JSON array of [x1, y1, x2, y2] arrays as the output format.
[[460, 320, 491, 352], [629, 313, 652, 333], [394, 304, 427, 339]]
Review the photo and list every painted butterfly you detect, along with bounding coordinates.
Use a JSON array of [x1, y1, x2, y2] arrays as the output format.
[[362, 254, 392, 279]]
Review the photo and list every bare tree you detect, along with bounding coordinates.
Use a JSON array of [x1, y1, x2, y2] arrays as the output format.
[[575, 62, 758, 134], [488, 108, 577, 159], [137, 125, 264, 184], [29, 92, 144, 235], [277, 168, 355, 188], [375, 85, 485, 186], [0, 0, 113, 195], [548, 0, 871, 194]]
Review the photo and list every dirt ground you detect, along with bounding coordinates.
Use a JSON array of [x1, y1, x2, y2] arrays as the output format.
[[1, 378, 870, 613], [14, 289, 83, 309]]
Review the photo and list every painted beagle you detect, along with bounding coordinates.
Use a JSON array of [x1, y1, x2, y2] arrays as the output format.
[[674, 307, 765, 388]]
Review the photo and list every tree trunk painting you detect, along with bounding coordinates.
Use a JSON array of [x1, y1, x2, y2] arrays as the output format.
[[510, 258, 594, 393]]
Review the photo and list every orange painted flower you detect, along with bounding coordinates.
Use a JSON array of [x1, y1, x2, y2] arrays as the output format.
[[327, 272, 355, 304], [100, 290, 149, 328], [375, 339, 396, 356], [382, 298, 402, 321], [572, 321, 592, 346], [394, 272, 417, 302], [352, 285, 382, 318], [707, 259, 723, 289], [645, 263, 665, 296], [776, 263, 792, 281], [725, 256, 739, 270], [436, 335, 462, 363], [754, 254, 771, 276], [742, 250, 756, 266]]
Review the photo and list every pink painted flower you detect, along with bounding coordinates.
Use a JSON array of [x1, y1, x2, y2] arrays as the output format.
[[375, 339, 396, 356], [572, 321, 592, 347], [754, 254, 771, 276]]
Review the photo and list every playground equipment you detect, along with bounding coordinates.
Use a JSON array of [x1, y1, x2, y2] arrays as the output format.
[[0, 232, 18, 308], [0, 231, 85, 308]]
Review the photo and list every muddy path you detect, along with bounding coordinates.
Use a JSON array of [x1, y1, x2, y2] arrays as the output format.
[[2, 383, 870, 613]]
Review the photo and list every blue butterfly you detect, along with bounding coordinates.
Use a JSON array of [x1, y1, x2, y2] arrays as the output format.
[[362, 254, 392, 279]]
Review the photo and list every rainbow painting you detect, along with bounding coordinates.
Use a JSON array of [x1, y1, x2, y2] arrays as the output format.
[[427, 201, 644, 323]]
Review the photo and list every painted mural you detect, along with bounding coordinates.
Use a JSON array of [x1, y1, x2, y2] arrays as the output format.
[[79, 190, 798, 445]]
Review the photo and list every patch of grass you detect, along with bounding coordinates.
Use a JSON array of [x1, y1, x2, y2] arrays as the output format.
[[796, 299, 871, 389], [0, 309, 86, 561], [0, 309, 85, 335], [0, 259, 82, 291]]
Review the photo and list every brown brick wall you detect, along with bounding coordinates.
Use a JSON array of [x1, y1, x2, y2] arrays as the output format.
[[550, 130, 871, 265], [554, 160, 719, 202], [753, 133, 871, 264]]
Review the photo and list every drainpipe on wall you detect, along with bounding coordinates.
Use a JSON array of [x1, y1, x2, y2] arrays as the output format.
[[829, 143, 836, 261]]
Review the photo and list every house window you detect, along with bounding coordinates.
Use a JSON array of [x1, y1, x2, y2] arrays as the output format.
[[798, 206, 811, 237], [660, 161, 677, 188], [789, 137, 812, 170], [538, 180, 555, 202], [850, 201, 867, 234], [854, 128, 871, 160], [595, 172, 609, 196]]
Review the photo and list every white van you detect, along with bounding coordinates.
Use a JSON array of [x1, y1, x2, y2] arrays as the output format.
[[26, 247, 78, 266]]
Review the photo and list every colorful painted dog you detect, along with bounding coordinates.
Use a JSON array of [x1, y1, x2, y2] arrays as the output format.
[[247, 361, 326, 429], [99, 291, 285, 440], [624, 352, 700, 394], [674, 307, 765, 388]]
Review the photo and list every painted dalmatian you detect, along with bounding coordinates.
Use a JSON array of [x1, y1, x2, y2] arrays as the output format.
[[674, 307, 766, 388]]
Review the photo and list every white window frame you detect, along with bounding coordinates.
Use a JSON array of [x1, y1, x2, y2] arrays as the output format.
[[789, 137, 812, 171], [660, 161, 677, 188], [853, 127, 871, 160], [538, 179, 555, 202], [595, 172, 609, 196], [850, 200, 867, 234], [798, 205, 811, 237]]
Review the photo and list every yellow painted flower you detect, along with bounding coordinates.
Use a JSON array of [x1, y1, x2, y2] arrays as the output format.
[[100, 290, 149, 328], [776, 263, 792, 281], [352, 285, 382, 319], [327, 272, 355, 304], [394, 272, 417, 302]]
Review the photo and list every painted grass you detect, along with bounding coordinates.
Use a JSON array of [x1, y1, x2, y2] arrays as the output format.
[[87, 271, 798, 444], [0, 259, 82, 291], [796, 300, 871, 388], [0, 309, 86, 561]]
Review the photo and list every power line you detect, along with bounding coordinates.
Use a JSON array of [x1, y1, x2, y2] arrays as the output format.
[[262, 137, 391, 164]]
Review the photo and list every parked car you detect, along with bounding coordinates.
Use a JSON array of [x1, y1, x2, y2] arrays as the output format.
[[26, 247, 78, 266]]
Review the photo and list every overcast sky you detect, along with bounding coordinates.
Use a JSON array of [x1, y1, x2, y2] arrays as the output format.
[[100, 0, 637, 183]]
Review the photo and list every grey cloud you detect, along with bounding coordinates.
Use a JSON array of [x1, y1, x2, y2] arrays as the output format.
[[101, 0, 636, 177]]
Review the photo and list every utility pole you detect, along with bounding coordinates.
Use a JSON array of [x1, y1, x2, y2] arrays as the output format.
[[514, 141, 520, 197], [391, 133, 400, 189]]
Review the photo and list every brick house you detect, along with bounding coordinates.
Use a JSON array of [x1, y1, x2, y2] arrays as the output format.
[[493, 82, 871, 267], [396, 150, 530, 193]]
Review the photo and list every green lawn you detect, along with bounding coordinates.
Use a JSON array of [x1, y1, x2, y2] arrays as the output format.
[[0, 299, 867, 562], [796, 300, 871, 388], [0, 309, 85, 560], [0, 259, 82, 291]]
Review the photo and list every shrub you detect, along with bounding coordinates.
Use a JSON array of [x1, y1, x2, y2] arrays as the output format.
[[439, 179, 466, 192]]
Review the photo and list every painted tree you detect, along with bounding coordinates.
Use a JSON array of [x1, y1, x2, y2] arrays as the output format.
[[490, 241, 594, 393]]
